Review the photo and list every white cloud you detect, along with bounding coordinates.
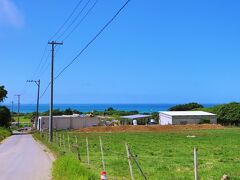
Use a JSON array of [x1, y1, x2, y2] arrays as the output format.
[[0, 0, 24, 28]]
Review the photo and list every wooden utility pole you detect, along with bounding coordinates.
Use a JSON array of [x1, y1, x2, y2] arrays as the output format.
[[48, 41, 63, 142], [27, 80, 40, 129], [11, 101, 14, 115], [15, 94, 21, 128]]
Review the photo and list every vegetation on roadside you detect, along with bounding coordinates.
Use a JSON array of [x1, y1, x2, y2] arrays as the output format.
[[33, 132, 98, 180], [0, 127, 11, 142], [52, 154, 98, 180], [0, 85, 11, 128]]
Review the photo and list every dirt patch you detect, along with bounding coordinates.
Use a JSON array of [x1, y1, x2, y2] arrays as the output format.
[[75, 124, 224, 133]]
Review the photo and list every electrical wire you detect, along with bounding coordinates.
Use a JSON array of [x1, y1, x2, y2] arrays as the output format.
[[49, 0, 84, 41], [62, 0, 99, 42], [55, 0, 131, 80], [56, 0, 92, 41], [40, 0, 131, 99]]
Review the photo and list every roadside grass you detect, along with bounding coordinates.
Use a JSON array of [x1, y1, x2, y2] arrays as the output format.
[[36, 128, 240, 179], [52, 154, 98, 180], [0, 127, 11, 142], [33, 132, 98, 180]]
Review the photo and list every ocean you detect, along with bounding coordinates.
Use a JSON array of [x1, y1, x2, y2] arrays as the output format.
[[4, 103, 217, 113]]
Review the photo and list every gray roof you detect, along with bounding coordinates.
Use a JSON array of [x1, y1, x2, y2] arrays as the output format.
[[121, 114, 152, 119]]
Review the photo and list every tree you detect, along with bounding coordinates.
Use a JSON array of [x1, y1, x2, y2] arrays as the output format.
[[106, 107, 115, 111], [215, 102, 240, 125], [0, 86, 7, 102], [169, 103, 203, 111], [0, 106, 11, 127], [63, 108, 73, 115]]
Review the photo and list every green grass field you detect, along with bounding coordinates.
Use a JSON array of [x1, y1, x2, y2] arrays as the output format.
[[36, 128, 240, 180]]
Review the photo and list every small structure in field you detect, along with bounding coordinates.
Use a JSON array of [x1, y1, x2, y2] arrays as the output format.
[[120, 114, 152, 125], [37, 114, 99, 131], [159, 111, 217, 125]]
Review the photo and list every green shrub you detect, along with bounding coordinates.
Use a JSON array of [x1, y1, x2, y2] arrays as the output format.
[[0, 106, 11, 127], [0, 127, 11, 142]]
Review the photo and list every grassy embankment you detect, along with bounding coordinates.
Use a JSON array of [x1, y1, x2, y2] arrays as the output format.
[[34, 132, 98, 180], [0, 127, 11, 142], [36, 128, 240, 180]]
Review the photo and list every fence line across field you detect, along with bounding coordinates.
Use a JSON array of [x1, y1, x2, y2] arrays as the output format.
[[86, 137, 90, 165], [39, 131, 203, 180], [99, 136, 106, 171]]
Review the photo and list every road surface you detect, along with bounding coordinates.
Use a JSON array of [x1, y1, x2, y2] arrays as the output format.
[[0, 134, 54, 180]]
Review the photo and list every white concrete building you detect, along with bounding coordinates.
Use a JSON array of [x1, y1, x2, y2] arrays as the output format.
[[159, 111, 217, 125], [37, 114, 99, 131]]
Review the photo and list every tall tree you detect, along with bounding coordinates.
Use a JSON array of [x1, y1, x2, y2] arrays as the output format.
[[0, 86, 7, 102]]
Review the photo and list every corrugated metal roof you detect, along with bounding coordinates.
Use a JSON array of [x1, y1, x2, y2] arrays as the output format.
[[160, 111, 216, 116], [121, 114, 152, 119]]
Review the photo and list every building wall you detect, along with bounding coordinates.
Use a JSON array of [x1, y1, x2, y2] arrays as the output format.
[[172, 115, 217, 125], [159, 113, 172, 125], [38, 116, 99, 130]]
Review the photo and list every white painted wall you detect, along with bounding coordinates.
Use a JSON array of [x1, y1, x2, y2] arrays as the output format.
[[37, 116, 99, 131], [159, 113, 172, 125], [158, 112, 217, 125]]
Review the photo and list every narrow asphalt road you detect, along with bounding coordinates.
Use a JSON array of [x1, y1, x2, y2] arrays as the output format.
[[0, 134, 54, 180]]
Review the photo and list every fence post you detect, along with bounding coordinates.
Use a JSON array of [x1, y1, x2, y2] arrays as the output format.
[[194, 147, 198, 180], [68, 135, 70, 151], [59, 133, 62, 147], [86, 137, 90, 165], [46, 132, 48, 142], [99, 136, 105, 171], [125, 143, 134, 180], [75, 136, 78, 144], [63, 134, 66, 151], [55, 131, 58, 145]]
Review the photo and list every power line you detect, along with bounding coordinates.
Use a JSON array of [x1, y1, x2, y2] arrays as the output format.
[[31, 43, 48, 79], [40, 0, 131, 99], [40, 81, 50, 98], [55, 0, 131, 80], [62, 0, 99, 42], [37, 52, 51, 77], [56, 0, 91, 41], [49, 0, 84, 41]]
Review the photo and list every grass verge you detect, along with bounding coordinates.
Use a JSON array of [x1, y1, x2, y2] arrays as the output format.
[[33, 132, 98, 180], [0, 127, 11, 142]]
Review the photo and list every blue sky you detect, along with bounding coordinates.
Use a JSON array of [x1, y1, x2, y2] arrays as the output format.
[[1, 0, 240, 104]]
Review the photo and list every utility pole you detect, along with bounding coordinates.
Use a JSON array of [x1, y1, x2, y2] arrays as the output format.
[[15, 95, 21, 128], [11, 101, 14, 115], [27, 80, 40, 129], [48, 41, 63, 142]]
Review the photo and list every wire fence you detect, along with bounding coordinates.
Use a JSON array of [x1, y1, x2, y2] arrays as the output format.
[[38, 131, 229, 180]]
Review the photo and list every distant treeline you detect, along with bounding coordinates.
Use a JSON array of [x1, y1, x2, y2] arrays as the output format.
[[13, 107, 159, 121]]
